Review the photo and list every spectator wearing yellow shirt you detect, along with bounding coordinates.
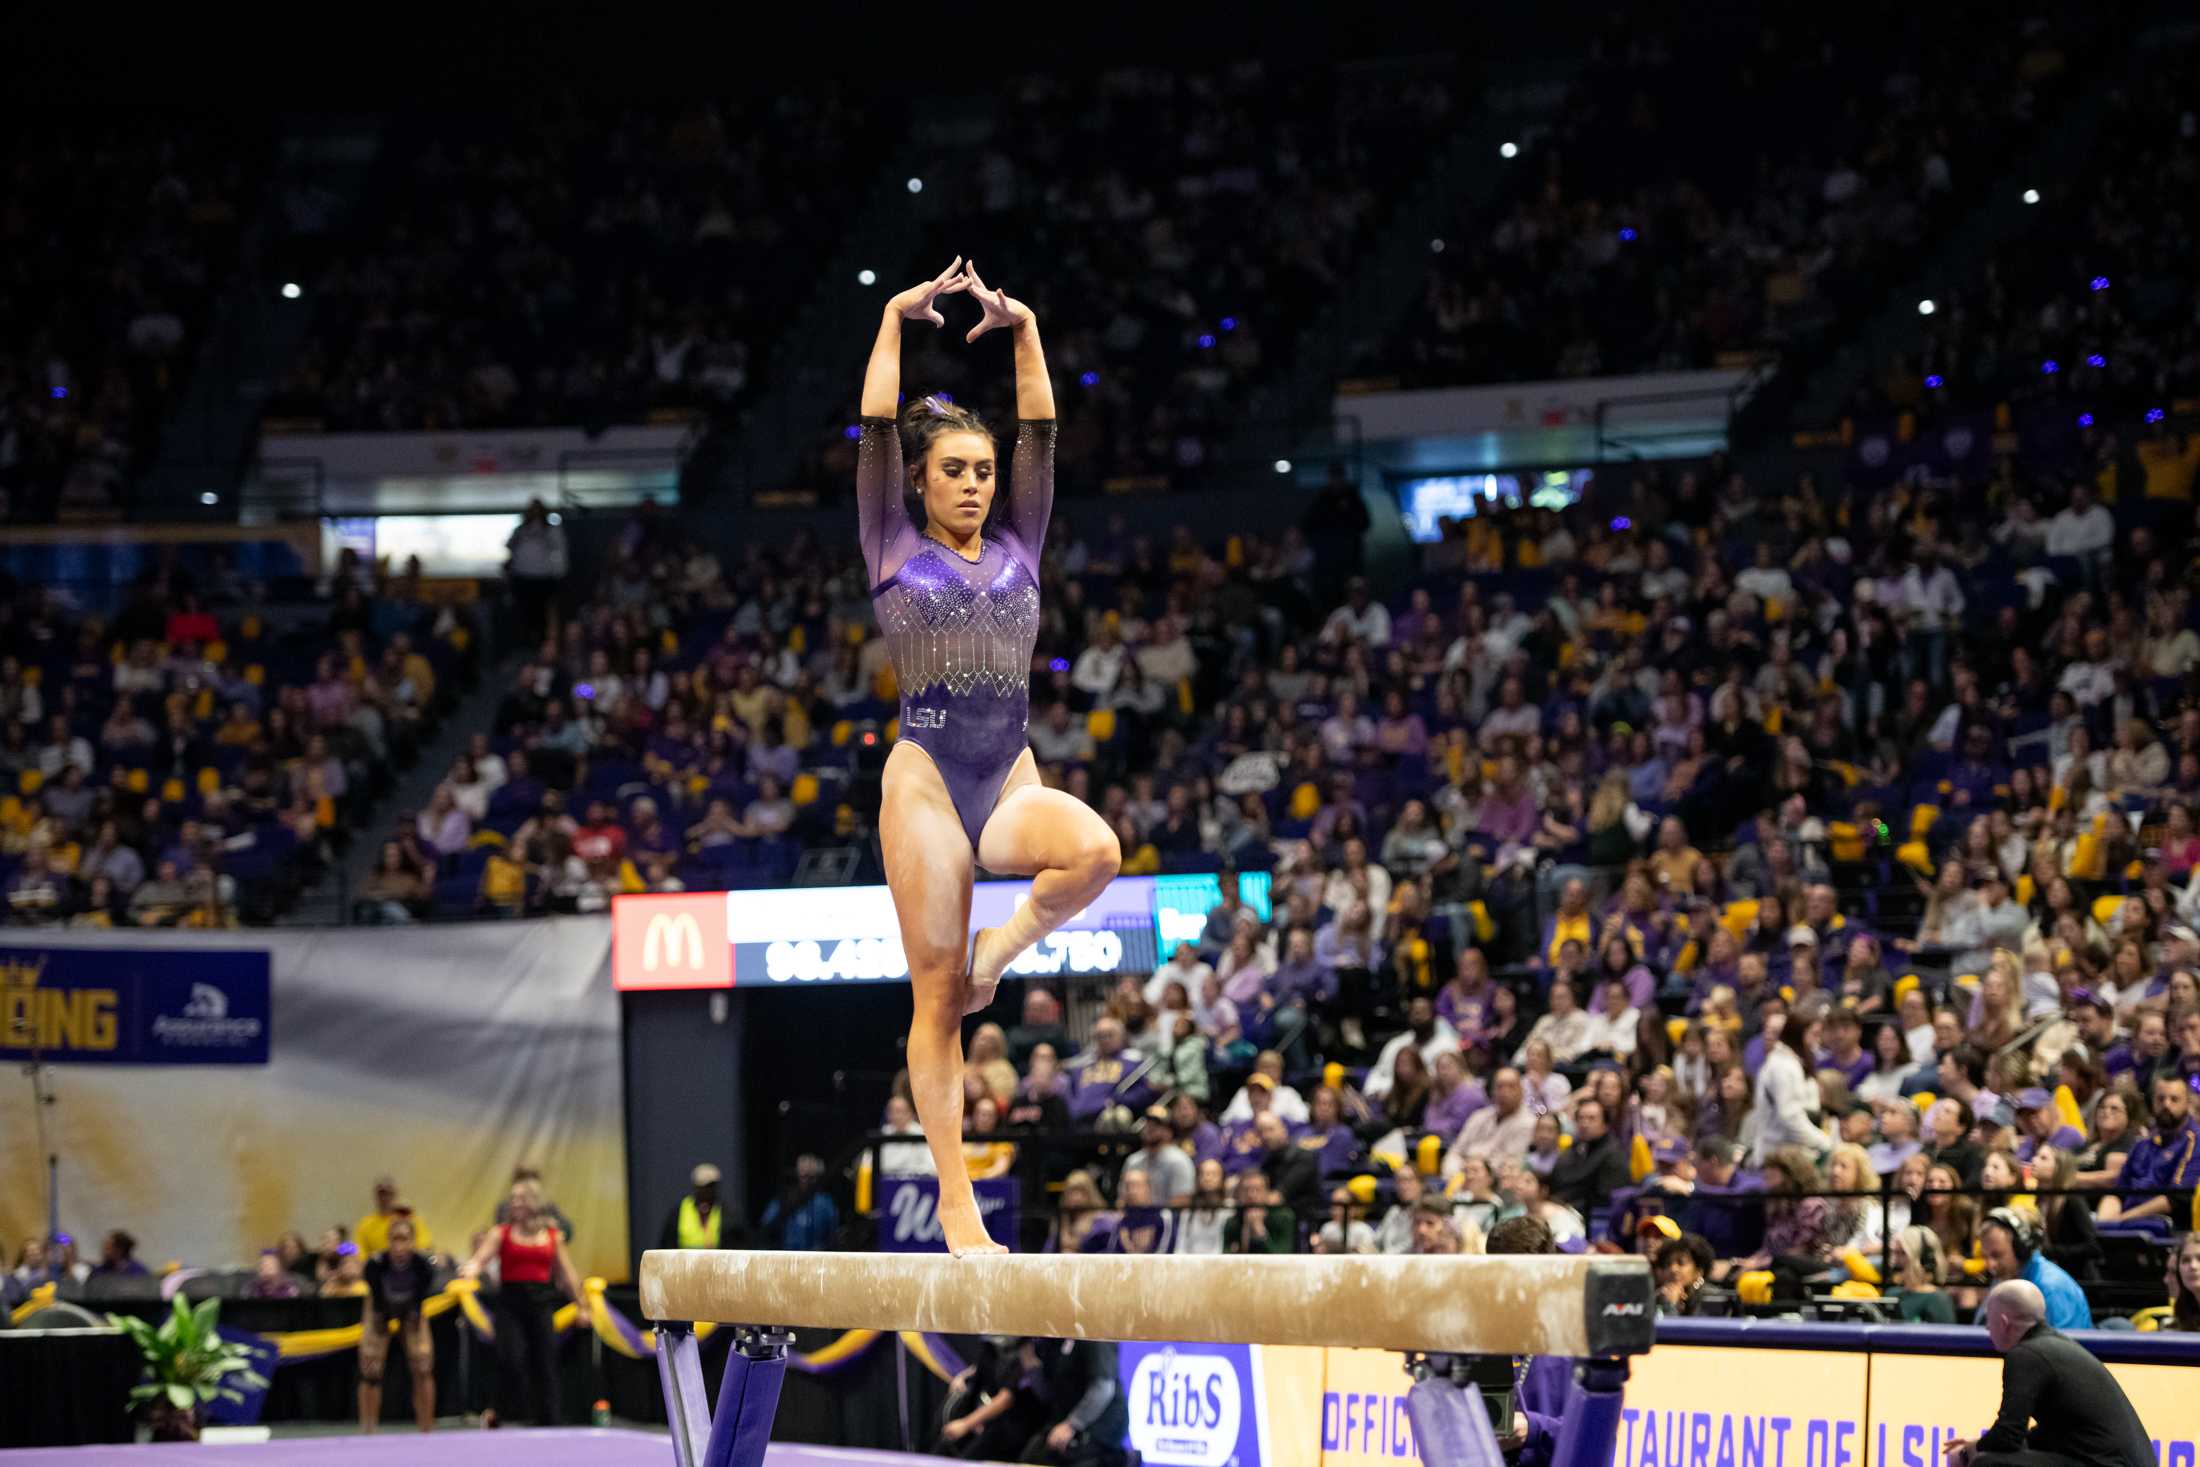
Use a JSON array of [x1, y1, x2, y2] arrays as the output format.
[[2137, 426, 2200, 502], [356, 1176, 434, 1256]]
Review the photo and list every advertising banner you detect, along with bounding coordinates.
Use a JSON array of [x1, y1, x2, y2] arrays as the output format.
[[0, 920, 628, 1283], [1622, 1344, 1869, 1467], [874, 1176, 1020, 1252], [1111, 1339, 2200, 1467], [1120, 1341, 1324, 1467], [614, 875, 1240, 991], [0, 944, 270, 1065]]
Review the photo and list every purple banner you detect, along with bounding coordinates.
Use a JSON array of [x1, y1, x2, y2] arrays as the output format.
[[876, 1176, 1019, 1251]]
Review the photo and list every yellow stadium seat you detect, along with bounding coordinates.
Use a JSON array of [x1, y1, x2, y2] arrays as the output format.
[[1909, 804, 1940, 838], [17, 769, 41, 796], [1467, 900, 1495, 944], [1912, 1092, 1937, 1113], [1892, 973, 1920, 1004], [2131, 1306, 2171, 1333], [2052, 1084, 2084, 1135], [1828, 821, 1865, 862], [1830, 1279, 1881, 1300], [1953, 972, 1979, 991], [126, 769, 150, 794], [20, 665, 39, 687], [885, 718, 899, 742], [831, 720, 854, 748], [1288, 782, 1321, 820], [161, 778, 185, 804], [1346, 1174, 1378, 1206], [1736, 1271, 1776, 1306], [1839, 1249, 1881, 1287], [241, 615, 262, 640], [1177, 678, 1195, 716], [1557, 1133, 1573, 1151], [467, 829, 508, 849], [1828, 761, 1860, 788], [1416, 1134, 1444, 1175], [1895, 840, 1934, 877], [449, 627, 472, 652], [791, 773, 820, 807], [2089, 894, 2126, 928], [1371, 1149, 1408, 1175], [1720, 899, 1759, 936], [2013, 875, 2034, 907], [195, 768, 221, 796], [1629, 1132, 1653, 1183], [1665, 1017, 1690, 1047], [1087, 709, 1118, 743], [203, 639, 227, 664], [245, 664, 265, 686], [788, 625, 807, 655]]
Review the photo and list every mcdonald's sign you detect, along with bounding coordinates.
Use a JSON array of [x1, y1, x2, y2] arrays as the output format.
[[611, 893, 731, 990]]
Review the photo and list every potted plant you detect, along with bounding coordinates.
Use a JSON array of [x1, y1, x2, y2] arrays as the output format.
[[106, 1296, 269, 1443]]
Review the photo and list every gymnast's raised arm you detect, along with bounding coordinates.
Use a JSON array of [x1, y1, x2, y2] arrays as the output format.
[[856, 257, 968, 583], [963, 262, 1056, 568]]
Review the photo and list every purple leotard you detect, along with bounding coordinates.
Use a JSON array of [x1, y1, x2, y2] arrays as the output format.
[[857, 414, 1055, 850]]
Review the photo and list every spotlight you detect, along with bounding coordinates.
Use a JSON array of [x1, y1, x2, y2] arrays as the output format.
[[1917, 299, 1936, 316], [843, 425, 862, 440], [2146, 408, 2166, 423], [1430, 238, 1446, 253], [50, 385, 67, 400], [906, 178, 923, 194], [1499, 141, 1519, 159], [1197, 334, 1216, 349], [856, 269, 876, 286], [1924, 375, 1944, 389], [280, 282, 302, 300], [546, 512, 562, 525], [1219, 317, 1237, 332], [1049, 658, 1070, 674], [1617, 227, 1637, 242], [2089, 276, 2110, 291], [2077, 413, 2094, 428], [1273, 459, 1293, 475], [1078, 371, 1099, 387], [199, 491, 218, 506], [2086, 354, 2105, 368], [2041, 360, 2058, 375], [2022, 188, 2040, 205]]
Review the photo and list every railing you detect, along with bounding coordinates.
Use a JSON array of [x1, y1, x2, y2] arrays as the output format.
[[1592, 366, 1774, 461]]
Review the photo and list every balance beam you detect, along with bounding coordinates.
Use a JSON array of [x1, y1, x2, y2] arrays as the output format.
[[640, 1248, 1654, 1357]]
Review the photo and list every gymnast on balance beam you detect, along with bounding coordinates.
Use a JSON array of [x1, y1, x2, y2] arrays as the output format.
[[855, 257, 1121, 1256]]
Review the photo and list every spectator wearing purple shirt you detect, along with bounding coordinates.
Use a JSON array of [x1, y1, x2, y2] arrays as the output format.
[[1433, 948, 1495, 1040], [1421, 1049, 1487, 1143], [1169, 1091, 1225, 1170], [1474, 755, 1539, 850], [2010, 1088, 2086, 1164], [1218, 1074, 1300, 1175], [1063, 1017, 1148, 1125], [1814, 1009, 1875, 1094]]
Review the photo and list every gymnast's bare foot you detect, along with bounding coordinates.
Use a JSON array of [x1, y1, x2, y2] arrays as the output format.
[[940, 1202, 1008, 1257], [961, 927, 1005, 1014]]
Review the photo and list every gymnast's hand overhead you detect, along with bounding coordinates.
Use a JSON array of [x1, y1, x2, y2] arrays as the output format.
[[887, 256, 969, 328], [961, 262, 1033, 342]]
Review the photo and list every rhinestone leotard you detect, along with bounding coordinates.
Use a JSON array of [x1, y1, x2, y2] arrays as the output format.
[[857, 415, 1054, 851]]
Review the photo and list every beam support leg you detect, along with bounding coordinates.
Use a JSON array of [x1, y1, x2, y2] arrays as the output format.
[[705, 1327, 794, 1467], [656, 1324, 711, 1467], [1550, 1357, 1631, 1467], [1405, 1359, 1506, 1467]]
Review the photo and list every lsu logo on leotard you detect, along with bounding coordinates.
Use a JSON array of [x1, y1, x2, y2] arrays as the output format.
[[904, 708, 949, 729]]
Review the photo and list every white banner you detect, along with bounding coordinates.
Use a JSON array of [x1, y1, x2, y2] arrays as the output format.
[[1336, 366, 1759, 442], [0, 918, 630, 1280]]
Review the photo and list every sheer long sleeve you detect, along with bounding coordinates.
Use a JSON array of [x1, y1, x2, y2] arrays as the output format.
[[1002, 418, 1057, 579], [855, 417, 915, 589]]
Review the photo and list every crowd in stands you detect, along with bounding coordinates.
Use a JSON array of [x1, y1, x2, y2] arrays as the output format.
[[795, 58, 1457, 494], [1361, 11, 2100, 389], [1857, 31, 2200, 433], [264, 96, 878, 433], [381, 377, 2200, 1324], [0, 553, 476, 926], [0, 119, 264, 523]]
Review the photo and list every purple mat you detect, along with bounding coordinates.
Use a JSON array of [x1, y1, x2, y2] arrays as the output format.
[[0, 1430, 950, 1467]]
